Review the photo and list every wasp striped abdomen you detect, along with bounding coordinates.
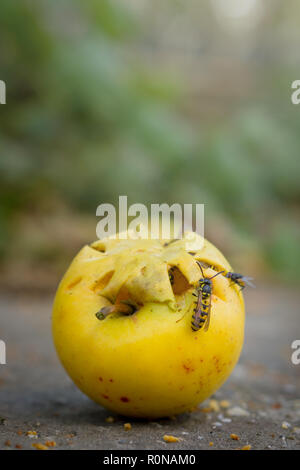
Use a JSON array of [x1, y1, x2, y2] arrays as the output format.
[[191, 262, 224, 332], [191, 279, 212, 331]]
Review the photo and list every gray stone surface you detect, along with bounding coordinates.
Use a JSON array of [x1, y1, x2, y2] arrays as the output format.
[[0, 285, 300, 450]]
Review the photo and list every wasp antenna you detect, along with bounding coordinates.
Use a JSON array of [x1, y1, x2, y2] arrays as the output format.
[[196, 261, 205, 277], [209, 270, 224, 280]]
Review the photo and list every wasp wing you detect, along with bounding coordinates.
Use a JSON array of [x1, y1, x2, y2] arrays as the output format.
[[203, 295, 212, 332], [241, 276, 255, 288]]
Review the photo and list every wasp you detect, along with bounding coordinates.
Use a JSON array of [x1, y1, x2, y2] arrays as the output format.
[[225, 272, 255, 290], [95, 300, 137, 321], [191, 262, 224, 332]]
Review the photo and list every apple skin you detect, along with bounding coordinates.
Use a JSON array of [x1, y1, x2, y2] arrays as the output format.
[[52, 234, 244, 418]]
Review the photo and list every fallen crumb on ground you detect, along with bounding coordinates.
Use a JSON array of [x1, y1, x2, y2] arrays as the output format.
[[45, 440, 56, 447], [241, 445, 252, 450], [227, 406, 250, 417], [32, 443, 49, 450], [163, 435, 181, 443], [230, 433, 240, 440], [209, 399, 220, 412], [124, 423, 132, 431], [106, 416, 115, 423], [220, 400, 230, 408]]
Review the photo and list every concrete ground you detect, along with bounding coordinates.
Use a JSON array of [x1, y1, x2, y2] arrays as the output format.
[[0, 284, 300, 450]]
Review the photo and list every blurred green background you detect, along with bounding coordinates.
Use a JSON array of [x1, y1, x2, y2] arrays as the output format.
[[0, 0, 300, 290]]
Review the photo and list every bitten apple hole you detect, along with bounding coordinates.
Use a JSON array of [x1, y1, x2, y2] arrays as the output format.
[[92, 271, 114, 293], [67, 276, 82, 290], [168, 266, 190, 296], [91, 242, 106, 253], [115, 286, 140, 315]]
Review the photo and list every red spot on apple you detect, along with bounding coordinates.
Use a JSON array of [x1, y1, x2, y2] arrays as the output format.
[[120, 396, 130, 402], [183, 362, 194, 373]]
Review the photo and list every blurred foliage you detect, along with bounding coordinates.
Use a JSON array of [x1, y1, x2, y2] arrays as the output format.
[[0, 0, 300, 284]]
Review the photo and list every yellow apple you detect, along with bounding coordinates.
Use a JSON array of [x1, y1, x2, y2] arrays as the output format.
[[52, 232, 244, 418]]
